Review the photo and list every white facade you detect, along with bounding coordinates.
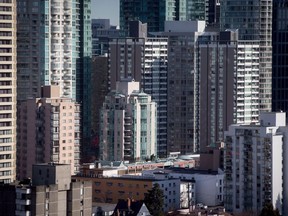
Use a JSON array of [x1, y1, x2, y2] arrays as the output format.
[[158, 178, 181, 212], [180, 181, 196, 209], [236, 42, 260, 124], [142, 168, 224, 207], [118, 174, 180, 213], [17, 0, 91, 100], [100, 80, 157, 162], [0, 1, 17, 183], [144, 37, 168, 157], [164, 20, 206, 33], [224, 112, 287, 214], [167, 171, 224, 207]]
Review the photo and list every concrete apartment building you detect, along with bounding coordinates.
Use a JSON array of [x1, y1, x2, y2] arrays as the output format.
[[92, 20, 169, 157], [17, 0, 92, 160], [160, 21, 261, 154], [17, 86, 80, 180], [143, 37, 168, 157], [100, 80, 157, 161], [197, 31, 260, 151], [142, 167, 224, 207], [0, 163, 92, 216], [16, 0, 92, 101], [0, 0, 17, 184], [220, 0, 273, 113], [73, 174, 180, 213], [224, 112, 288, 214]]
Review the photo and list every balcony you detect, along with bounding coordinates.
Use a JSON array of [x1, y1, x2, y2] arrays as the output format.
[[16, 198, 31, 205]]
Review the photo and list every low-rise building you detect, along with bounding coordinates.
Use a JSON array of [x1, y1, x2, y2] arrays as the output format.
[[0, 163, 92, 216], [73, 174, 180, 213], [142, 168, 224, 207]]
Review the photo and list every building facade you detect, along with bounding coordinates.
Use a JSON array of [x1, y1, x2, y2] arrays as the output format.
[[17, 86, 80, 180], [142, 168, 224, 207], [224, 112, 288, 214], [0, 0, 17, 184], [100, 81, 157, 161], [165, 22, 205, 154], [91, 19, 124, 57], [120, 0, 207, 34], [0, 163, 92, 216], [91, 56, 109, 159], [91, 21, 169, 157], [73, 174, 180, 213], [163, 22, 261, 154], [220, 0, 273, 112], [197, 32, 260, 151], [143, 37, 168, 157], [17, 0, 91, 100], [272, 0, 288, 113], [17, 0, 92, 159], [108, 37, 145, 90]]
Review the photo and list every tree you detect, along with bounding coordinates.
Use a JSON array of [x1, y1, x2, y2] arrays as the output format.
[[144, 183, 165, 216], [96, 206, 103, 216], [259, 203, 280, 216], [150, 154, 156, 161]]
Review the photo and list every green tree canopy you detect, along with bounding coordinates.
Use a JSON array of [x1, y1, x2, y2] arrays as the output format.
[[259, 203, 280, 216], [144, 183, 164, 216]]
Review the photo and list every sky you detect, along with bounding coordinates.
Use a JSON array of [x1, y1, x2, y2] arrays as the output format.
[[92, 0, 120, 26]]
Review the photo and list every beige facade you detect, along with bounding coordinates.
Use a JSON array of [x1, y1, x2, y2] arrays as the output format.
[[17, 86, 80, 180], [0, 163, 92, 216], [0, 0, 17, 183], [73, 174, 181, 212], [31, 163, 92, 216], [73, 175, 154, 204]]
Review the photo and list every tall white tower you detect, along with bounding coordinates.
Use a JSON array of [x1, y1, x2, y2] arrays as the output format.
[[0, 0, 17, 183]]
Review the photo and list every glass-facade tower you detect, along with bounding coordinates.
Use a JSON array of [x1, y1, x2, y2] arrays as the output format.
[[17, 0, 92, 160], [220, 0, 273, 112], [272, 0, 288, 113], [120, 0, 207, 34]]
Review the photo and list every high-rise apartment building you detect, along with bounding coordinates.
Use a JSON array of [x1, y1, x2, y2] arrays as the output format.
[[163, 21, 207, 153], [91, 19, 124, 57], [224, 112, 288, 214], [220, 0, 273, 112], [16, 0, 92, 159], [108, 37, 145, 90], [162, 21, 261, 154], [17, 86, 80, 180], [0, 0, 17, 184], [143, 37, 168, 157], [100, 80, 157, 161], [92, 24, 168, 157], [17, 0, 91, 100], [197, 31, 260, 151], [272, 0, 288, 113], [120, 0, 207, 34], [207, 0, 220, 25], [91, 56, 109, 158]]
